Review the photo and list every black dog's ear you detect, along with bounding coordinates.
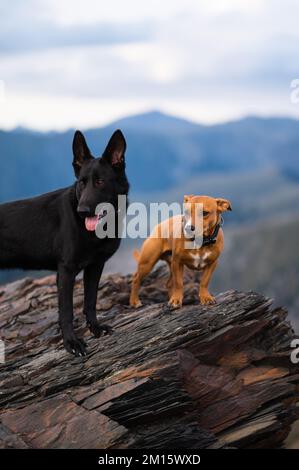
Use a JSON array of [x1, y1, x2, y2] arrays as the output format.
[[72, 130, 93, 177], [102, 130, 126, 168]]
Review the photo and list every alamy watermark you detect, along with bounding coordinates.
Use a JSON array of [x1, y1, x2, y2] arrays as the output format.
[[290, 79, 299, 103], [92, 196, 204, 248], [290, 338, 299, 364]]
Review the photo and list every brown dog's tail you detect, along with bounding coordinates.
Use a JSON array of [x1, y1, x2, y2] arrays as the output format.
[[133, 249, 140, 262]]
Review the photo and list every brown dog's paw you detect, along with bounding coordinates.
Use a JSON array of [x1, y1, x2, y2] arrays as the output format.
[[199, 293, 216, 305], [168, 296, 183, 308], [130, 299, 143, 308]]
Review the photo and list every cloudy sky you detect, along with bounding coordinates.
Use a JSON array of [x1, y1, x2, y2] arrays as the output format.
[[1, 0, 299, 130]]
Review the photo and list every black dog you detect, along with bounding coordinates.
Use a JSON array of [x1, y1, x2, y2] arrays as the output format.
[[0, 130, 129, 356]]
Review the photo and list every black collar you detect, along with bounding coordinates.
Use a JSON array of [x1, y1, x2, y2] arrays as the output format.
[[186, 216, 224, 246], [202, 217, 223, 246]]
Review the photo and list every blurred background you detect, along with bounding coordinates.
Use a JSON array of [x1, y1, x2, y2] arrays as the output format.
[[0, 0, 299, 335]]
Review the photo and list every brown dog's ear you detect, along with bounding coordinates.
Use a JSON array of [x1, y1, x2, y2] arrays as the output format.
[[184, 194, 194, 203], [72, 130, 93, 178], [216, 198, 232, 212]]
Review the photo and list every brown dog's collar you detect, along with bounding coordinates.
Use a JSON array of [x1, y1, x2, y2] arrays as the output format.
[[186, 216, 224, 246], [202, 216, 223, 246]]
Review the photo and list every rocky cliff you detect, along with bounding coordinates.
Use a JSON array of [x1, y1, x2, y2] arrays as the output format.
[[0, 266, 298, 449]]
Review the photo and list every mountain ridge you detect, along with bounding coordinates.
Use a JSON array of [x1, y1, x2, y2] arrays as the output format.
[[1, 110, 299, 200], [6, 110, 299, 136]]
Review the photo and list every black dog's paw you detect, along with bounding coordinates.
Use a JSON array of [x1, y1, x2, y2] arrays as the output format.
[[63, 333, 87, 357], [88, 321, 113, 338]]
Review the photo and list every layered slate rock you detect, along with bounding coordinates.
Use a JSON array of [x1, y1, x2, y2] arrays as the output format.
[[0, 266, 298, 449]]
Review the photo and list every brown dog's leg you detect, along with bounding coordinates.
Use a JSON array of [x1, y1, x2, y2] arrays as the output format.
[[130, 259, 158, 307], [166, 272, 173, 296], [162, 256, 172, 296], [199, 260, 218, 305], [130, 239, 162, 308], [168, 259, 184, 308]]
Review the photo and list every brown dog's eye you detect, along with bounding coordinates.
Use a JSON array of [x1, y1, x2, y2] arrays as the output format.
[[203, 211, 209, 217], [95, 179, 105, 188]]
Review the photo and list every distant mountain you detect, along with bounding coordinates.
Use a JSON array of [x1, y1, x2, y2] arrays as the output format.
[[108, 110, 201, 133], [134, 168, 299, 225], [1, 111, 299, 201]]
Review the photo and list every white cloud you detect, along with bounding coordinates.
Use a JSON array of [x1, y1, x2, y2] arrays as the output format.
[[1, 0, 299, 129], [42, 0, 202, 25], [1, 86, 298, 132]]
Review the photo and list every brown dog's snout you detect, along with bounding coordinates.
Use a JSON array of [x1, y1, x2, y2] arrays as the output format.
[[185, 223, 195, 232]]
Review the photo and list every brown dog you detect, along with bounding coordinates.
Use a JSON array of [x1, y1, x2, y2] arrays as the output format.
[[130, 195, 232, 308]]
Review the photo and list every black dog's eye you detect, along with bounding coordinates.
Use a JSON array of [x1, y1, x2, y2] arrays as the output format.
[[95, 179, 105, 188], [78, 179, 86, 189], [203, 211, 209, 217]]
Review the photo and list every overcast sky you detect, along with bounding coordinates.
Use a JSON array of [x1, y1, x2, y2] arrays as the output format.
[[1, 0, 299, 130]]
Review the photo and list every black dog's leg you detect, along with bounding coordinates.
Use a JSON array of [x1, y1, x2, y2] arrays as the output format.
[[57, 265, 86, 356], [83, 263, 112, 337]]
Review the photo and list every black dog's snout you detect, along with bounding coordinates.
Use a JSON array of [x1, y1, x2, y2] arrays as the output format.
[[77, 205, 91, 218]]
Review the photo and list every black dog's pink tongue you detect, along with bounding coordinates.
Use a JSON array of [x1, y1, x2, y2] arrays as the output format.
[[85, 216, 98, 231]]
